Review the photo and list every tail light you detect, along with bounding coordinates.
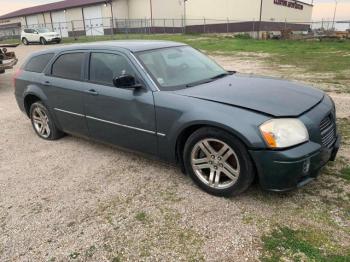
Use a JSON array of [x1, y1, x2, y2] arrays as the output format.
[[13, 68, 23, 88]]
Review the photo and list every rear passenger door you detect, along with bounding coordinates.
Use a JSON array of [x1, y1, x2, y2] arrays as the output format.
[[26, 29, 37, 42], [83, 51, 157, 155], [44, 51, 89, 137]]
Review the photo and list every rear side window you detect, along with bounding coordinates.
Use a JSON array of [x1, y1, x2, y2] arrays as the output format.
[[52, 53, 85, 80], [24, 53, 54, 73]]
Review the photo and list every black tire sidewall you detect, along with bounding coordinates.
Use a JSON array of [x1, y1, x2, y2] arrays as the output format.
[[40, 37, 47, 45], [183, 127, 254, 197], [30, 102, 62, 140], [22, 38, 28, 45]]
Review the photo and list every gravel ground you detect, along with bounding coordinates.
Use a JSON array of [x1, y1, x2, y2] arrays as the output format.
[[0, 44, 349, 262]]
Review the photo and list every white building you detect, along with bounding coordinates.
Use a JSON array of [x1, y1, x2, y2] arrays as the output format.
[[0, 0, 313, 38]]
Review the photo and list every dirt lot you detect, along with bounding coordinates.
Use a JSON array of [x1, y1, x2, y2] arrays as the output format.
[[0, 44, 349, 261]]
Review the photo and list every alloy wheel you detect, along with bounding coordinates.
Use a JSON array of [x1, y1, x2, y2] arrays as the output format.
[[32, 107, 51, 138], [191, 138, 240, 189]]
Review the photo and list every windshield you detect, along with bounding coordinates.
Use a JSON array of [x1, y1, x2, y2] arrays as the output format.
[[36, 28, 51, 33], [136, 46, 228, 90]]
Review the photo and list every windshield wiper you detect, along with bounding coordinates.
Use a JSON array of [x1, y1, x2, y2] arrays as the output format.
[[186, 79, 214, 88], [210, 71, 235, 80], [185, 71, 236, 88]]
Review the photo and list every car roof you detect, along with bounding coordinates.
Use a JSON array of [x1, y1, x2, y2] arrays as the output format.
[[35, 40, 187, 54]]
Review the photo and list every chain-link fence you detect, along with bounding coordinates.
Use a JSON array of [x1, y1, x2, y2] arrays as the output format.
[[1, 17, 350, 41]]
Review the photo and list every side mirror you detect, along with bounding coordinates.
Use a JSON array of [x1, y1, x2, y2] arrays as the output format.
[[34, 31, 39, 34], [113, 74, 142, 89]]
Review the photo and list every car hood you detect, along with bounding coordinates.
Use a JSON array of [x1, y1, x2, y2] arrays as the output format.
[[40, 32, 58, 36], [174, 74, 324, 117]]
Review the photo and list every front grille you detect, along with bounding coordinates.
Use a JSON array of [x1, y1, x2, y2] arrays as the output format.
[[320, 115, 336, 149]]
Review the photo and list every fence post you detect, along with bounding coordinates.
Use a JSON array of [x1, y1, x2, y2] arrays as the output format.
[[164, 19, 166, 34], [125, 18, 128, 37], [227, 18, 229, 33], [253, 19, 255, 38], [203, 18, 206, 33], [146, 18, 148, 34], [110, 17, 114, 38], [182, 16, 185, 34], [58, 22, 62, 38], [71, 20, 75, 39], [284, 18, 287, 31]]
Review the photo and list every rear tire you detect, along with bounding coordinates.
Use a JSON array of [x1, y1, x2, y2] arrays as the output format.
[[183, 127, 254, 197], [40, 37, 47, 45], [30, 102, 64, 140], [22, 38, 28, 45]]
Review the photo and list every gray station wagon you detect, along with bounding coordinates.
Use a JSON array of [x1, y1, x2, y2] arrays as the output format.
[[14, 41, 340, 196]]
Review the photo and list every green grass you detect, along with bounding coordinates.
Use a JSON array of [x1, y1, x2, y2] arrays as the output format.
[[261, 227, 350, 262], [68, 251, 80, 259], [61, 34, 350, 75], [0, 38, 21, 45], [2, 33, 349, 85], [135, 211, 148, 223], [338, 118, 350, 146], [339, 166, 350, 181]]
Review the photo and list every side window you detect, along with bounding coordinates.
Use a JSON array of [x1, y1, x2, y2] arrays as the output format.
[[24, 53, 54, 73], [89, 53, 135, 86], [23, 29, 29, 33], [52, 53, 85, 80]]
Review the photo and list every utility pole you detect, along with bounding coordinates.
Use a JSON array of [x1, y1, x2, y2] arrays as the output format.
[[107, 0, 115, 34], [150, 0, 153, 33], [257, 0, 263, 39], [332, 0, 338, 31], [183, 0, 188, 33]]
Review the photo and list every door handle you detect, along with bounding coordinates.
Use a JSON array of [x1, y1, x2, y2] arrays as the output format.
[[42, 81, 51, 86], [86, 89, 99, 96]]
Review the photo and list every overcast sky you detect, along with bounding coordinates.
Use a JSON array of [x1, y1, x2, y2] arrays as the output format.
[[0, 0, 349, 21]]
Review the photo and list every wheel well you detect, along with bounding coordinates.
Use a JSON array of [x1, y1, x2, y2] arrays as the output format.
[[24, 94, 41, 117], [175, 124, 206, 173], [175, 124, 253, 172]]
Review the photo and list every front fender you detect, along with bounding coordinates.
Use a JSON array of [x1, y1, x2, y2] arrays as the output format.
[[154, 92, 270, 163]]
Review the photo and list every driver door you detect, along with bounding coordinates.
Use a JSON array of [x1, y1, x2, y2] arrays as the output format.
[[83, 51, 157, 155]]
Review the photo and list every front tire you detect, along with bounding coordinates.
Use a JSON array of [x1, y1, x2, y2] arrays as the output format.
[[30, 102, 64, 140], [183, 127, 255, 197], [40, 37, 47, 45]]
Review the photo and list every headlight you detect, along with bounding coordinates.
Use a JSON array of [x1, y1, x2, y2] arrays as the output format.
[[259, 119, 309, 148]]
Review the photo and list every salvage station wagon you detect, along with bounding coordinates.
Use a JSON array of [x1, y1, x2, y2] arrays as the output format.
[[14, 41, 340, 196]]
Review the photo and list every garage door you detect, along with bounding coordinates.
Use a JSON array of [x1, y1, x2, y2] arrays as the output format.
[[52, 11, 68, 37], [26, 15, 39, 28], [84, 5, 104, 36]]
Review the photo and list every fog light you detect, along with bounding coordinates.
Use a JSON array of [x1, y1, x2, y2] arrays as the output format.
[[303, 158, 311, 174]]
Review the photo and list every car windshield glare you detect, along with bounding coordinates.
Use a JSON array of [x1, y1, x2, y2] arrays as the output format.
[[36, 28, 50, 33], [136, 46, 227, 90]]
